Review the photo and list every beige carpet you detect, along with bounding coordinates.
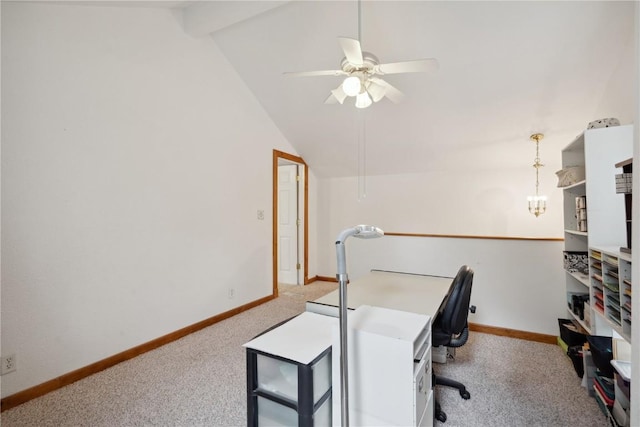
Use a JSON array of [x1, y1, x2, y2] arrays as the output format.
[[1, 281, 606, 426]]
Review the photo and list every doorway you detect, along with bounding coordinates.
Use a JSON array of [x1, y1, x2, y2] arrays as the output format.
[[273, 150, 308, 296]]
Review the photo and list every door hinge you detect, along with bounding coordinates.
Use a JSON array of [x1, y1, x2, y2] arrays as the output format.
[[296, 219, 301, 226], [296, 263, 301, 270], [296, 175, 300, 182]]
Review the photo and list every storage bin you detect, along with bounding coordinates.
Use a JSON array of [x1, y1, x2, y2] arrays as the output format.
[[256, 354, 299, 401], [583, 351, 597, 397], [586, 335, 614, 378], [563, 251, 589, 274], [244, 312, 336, 427], [615, 373, 630, 405], [257, 396, 298, 426], [612, 400, 629, 427], [558, 319, 587, 347], [567, 345, 584, 378], [594, 375, 615, 403]]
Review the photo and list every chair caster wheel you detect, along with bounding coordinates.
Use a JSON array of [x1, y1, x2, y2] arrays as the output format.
[[436, 411, 447, 423], [460, 390, 471, 400]]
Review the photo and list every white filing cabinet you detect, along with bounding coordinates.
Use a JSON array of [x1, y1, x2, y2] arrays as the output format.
[[332, 305, 433, 427]]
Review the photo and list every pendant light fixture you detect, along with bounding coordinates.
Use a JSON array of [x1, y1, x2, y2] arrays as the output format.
[[527, 133, 547, 217]]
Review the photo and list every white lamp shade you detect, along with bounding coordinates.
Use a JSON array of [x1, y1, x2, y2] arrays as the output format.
[[366, 80, 386, 102], [342, 76, 362, 97], [330, 86, 348, 104], [527, 195, 547, 202], [355, 91, 372, 109], [527, 194, 547, 217]]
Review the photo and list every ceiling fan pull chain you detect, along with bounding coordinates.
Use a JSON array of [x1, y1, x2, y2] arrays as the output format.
[[357, 110, 367, 200]]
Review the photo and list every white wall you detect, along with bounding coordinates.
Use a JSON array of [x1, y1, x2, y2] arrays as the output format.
[[316, 166, 563, 273], [0, 2, 301, 398], [594, 14, 635, 125], [316, 166, 567, 336], [342, 235, 566, 336]]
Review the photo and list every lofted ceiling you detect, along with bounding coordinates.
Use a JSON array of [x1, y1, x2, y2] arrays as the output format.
[[181, 1, 634, 178]]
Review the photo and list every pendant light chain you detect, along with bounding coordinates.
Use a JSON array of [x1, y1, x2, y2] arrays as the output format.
[[534, 139, 542, 196]]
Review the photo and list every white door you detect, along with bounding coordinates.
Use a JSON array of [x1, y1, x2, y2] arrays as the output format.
[[278, 164, 299, 285]]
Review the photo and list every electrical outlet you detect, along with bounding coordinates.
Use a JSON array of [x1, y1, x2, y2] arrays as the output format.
[[228, 288, 235, 299], [1, 354, 16, 375], [257, 210, 264, 220]]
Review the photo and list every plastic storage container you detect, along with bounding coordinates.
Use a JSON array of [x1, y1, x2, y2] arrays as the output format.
[[558, 318, 587, 346], [586, 335, 614, 378], [567, 345, 584, 378]]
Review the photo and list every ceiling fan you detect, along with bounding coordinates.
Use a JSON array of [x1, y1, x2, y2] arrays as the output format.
[[284, 36, 439, 108]]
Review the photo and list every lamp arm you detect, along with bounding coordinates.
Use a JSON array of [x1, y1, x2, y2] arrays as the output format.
[[334, 224, 384, 427]]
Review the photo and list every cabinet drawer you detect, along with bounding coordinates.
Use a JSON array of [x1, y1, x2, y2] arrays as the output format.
[[414, 356, 431, 424], [257, 354, 299, 401], [414, 342, 431, 384], [257, 396, 298, 426], [418, 391, 434, 427], [256, 350, 331, 404], [414, 324, 432, 360]]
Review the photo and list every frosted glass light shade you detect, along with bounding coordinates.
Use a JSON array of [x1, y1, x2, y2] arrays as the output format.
[[342, 76, 361, 97], [527, 195, 547, 217], [355, 91, 372, 109]]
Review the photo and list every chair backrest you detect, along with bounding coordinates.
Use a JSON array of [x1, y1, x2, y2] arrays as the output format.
[[435, 265, 474, 336]]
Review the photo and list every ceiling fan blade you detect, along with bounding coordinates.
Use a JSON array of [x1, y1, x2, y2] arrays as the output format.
[[325, 85, 347, 104], [338, 37, 363, 66], [284, 69, 346, 77], [374, 58, 439, 75], [369, 77, 405, 103]]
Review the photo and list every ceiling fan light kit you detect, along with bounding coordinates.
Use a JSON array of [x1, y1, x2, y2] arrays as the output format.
[[342, 75, 362, 97], [285, 36, 438, 109], [355, 91, 372, 109]]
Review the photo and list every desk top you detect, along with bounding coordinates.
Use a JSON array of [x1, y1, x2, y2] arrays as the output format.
[[306, 270, 453, 319]]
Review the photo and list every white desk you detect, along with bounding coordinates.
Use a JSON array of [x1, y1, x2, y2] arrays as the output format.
[[243, 270, 453, 427], [306, 269, 453, 318]]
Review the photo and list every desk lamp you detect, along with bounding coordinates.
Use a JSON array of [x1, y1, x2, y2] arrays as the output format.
[[335, 224, 384, 427]]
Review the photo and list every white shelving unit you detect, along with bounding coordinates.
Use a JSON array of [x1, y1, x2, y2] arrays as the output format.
[[561, 125, 633, 335], [589, 247, 632, 342]]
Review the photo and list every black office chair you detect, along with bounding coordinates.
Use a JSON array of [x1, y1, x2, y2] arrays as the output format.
[[432, 265, 475, 423]]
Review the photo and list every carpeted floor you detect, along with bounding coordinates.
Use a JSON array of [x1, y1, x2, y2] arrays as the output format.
[[1, 281, 606, 426], [434, 333, 606, 426]]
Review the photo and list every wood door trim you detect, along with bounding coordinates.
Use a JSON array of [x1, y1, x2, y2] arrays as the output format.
[[273, 150, 309, 297]]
